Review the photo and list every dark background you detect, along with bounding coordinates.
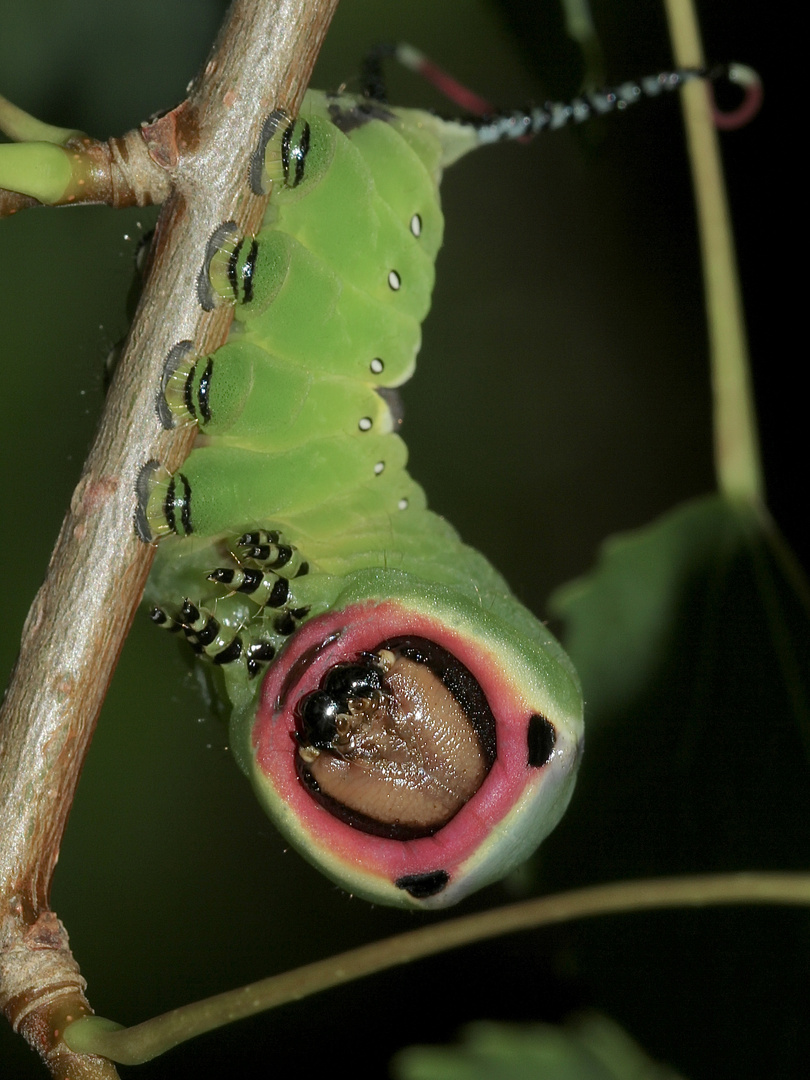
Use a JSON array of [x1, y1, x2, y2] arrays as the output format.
[[1, 2, 803, 1078]]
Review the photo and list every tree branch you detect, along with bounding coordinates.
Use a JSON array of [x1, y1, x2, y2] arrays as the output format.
[[0, 1, 339, 1075]]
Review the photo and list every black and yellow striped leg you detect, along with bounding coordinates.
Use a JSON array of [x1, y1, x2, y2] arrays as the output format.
[[207, 566, 293, 610], [234, 529, 309, 578], [180, 601, 243, 664], [150, 600, 242, 665]]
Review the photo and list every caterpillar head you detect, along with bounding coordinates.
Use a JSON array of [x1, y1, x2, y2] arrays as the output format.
[[232, 569, 583, 909]]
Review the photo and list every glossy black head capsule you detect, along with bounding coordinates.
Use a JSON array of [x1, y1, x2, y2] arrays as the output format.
[[323, 661, 384, 702], [298, 690, 341, 749]]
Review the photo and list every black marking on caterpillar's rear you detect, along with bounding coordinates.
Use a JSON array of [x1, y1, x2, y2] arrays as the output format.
[[395, 870, 449, 899], [198, 222, 238, 310], [527, 714, 557, 767]]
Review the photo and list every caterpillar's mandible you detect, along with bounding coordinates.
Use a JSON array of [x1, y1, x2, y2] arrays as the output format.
[[136, 68, 711, 907]]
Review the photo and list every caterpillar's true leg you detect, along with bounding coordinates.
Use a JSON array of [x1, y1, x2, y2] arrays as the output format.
[[151, 598, 280, 679], [235, 529, 309, 577], [208, 530, 309, 613], [150, 599, 243, 664], [207, 565, 305, 615], [178, 600, 244, 665]]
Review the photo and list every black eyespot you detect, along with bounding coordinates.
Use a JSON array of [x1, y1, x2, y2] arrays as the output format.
[[395, 870, 449, 899], [527, 714, 556, 767]]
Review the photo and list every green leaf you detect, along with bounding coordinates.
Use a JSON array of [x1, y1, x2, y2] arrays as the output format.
[[551, 495, 809, 744], [544, 494, 810, 884], [391, 1013, 688, 1080]]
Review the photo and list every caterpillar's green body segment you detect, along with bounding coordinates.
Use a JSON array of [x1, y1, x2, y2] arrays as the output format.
[[142, 89, 584, 909]]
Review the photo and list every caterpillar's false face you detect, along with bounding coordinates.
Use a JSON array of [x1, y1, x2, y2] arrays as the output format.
[[241, 572, 583, 909], [295, 638, 496, 839]]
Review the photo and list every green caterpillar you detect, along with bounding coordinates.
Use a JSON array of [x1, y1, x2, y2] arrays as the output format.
[[138, 68, 705, 908]]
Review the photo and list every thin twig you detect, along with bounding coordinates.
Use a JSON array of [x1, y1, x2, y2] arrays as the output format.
[[663, 0, 764, 504], [0, 88, 172, 212], [0, 130, 171, 212], [0, 2, 339, 1075], [63, 872, 810, 1065]]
